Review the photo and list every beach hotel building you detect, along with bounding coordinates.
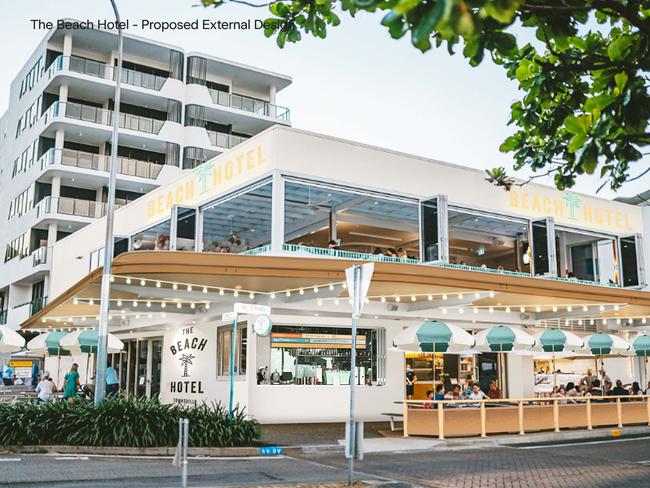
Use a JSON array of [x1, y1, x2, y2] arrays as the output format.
[[0, 24, 291, 330], [18, 124, 650, 427]]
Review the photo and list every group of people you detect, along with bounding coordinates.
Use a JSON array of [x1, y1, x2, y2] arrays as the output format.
[[549, 368, 650, 402], [3, 363, 121, 403], [203, 236, 250, 254], [424, 380, 502, 408]]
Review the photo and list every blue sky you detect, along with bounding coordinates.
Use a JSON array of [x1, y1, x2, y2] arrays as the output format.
[[2, 0, 648, 200]]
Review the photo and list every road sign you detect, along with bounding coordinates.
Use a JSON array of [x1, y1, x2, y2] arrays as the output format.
[[234, 303, 271, 315], [346, 262, 374, 317]]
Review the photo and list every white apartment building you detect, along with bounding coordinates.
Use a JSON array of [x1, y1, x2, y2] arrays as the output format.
[[0, 24, 291, 329]]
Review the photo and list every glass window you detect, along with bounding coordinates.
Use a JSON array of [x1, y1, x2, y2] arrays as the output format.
[[555, 228, 617, 284], [201, 181, 272, 254], [621, 236, 641, 287], [284, 181, 419, 259], [264, 325, 384, 386], [420, 197, 440, 262], [217, 325, 247, 376], [174, 207, 197, 251], [131, 220, 171, 251], [448, 208, 530, 273], [532, 219, 550, 276]]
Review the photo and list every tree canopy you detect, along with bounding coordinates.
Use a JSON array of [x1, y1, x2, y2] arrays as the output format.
[[201, 0, 650, 192]]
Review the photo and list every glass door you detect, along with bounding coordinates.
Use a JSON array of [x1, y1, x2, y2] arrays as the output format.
[[531, 217, 557, 276], [419, 195, 448, 263], [170, 205, 198, 251], [121, 338, 164, 398], [620, 234, 645, 288]]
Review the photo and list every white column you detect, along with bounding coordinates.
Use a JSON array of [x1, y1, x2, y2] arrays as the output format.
[[95, 187, 104, 218], [269, 85, 277, 105], [506, 354, 535, 398], [63, 34, 72, 57], [51, 175, 61, 199], [270, 171, 285, 253], [47, 223, 58, 247]]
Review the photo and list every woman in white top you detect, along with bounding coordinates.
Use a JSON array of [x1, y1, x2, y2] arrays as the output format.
[[35, 372, 57, 402]]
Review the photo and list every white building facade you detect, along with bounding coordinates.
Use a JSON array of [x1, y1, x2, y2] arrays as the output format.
[[23, 126, 650, 424], [0, 24, 291, 330]]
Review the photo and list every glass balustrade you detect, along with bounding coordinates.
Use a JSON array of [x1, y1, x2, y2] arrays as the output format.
[[31, 246, 49, 267], [206, 130, 249, 149], [207, 88, 290, 121], [60, 101, 165, 134], [49, 55, 168, 91], [59, 148, 164, 179]]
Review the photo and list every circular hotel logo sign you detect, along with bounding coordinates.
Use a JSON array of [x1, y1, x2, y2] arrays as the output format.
[[253, 315, 272, 337]]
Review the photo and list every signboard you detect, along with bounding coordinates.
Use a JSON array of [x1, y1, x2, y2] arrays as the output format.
[[167, 325, 209, 406], [271, 332, 366, 349], [346, 263, 374, 317], [146, 144, 269, 222], [10, 360, 33, 379], [234, 303, 271, 315]]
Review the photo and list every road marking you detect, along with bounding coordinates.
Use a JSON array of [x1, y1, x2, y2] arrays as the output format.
[[517, 435, 650, 449], [55, 456, 89, 460], [0, 458, 21, 462], [23, 453, 285, 461]]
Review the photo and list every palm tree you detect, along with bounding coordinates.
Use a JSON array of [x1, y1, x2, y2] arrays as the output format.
[[179, 353, 196, 378]]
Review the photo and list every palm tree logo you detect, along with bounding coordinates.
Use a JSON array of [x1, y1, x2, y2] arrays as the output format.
[[563, 193, 582, 221], [179, 353, 196, 378], [195, 162, 214, 195]]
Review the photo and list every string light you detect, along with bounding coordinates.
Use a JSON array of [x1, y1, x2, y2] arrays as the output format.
[[117, 300, 122, 307], [520, 306, 525, 313], [161, 302, 166, 309], [140, 279, 146, 286], [458, 293, 463, 299], [643, 317, 647, 325], [132, 301, 138, 307], [395, 296, 401, 303], [203, 287, 208, 294], [473, 307, 479, 314], [190, 303, 196, 309], [552, 305, 558, 312], [173, 283, 178, 290], [126, 277, 132, 285], [317, 299, 323, 306], [299, 289, 304, 295], [342, 283, 347, 290], [381, 297, 386, 303], [442, 307, 447, 314], [270, 293, 276, 300], [536, 305, 541, 313], [489, 291, 495, 298], [177, 302, 182, 309], [616, 318, 621, 325], [428, 295, 433, 301], [600, 305, 605, 312], [285, 291, 291, 297], [187, 285, 192, 292], [156, 281, 161, 288], [474, 292, 480, 299], [219, 288, 225, 296], [329, 284, 334, 291], [146, 301, 151, 308], [110, 275, 115, 283], [489, 307, 494, 314], [505, 306, 511, 313], [411, 296, 416, 302], [567, 305, 573, 312], [582, 305, 588, 312], [442, 294, 448, 300], [234, 291, 239, 298], [73, 298, 79, 305], [313, 286, 319, 293], [459, 308, 465, 314], [334, 299, 340, 305], [614, 305, 620, 311]]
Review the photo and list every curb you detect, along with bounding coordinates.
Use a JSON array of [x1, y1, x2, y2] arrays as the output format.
[[1, 444, 303, 457]]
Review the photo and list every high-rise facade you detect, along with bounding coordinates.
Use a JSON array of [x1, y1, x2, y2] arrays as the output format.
[[0, 24, 291, 329]]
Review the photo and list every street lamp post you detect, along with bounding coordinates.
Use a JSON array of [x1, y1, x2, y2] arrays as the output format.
[[95, 0, 123, 405]]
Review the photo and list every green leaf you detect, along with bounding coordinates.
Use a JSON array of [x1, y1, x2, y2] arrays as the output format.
[[584, 94, 616, 114], [607, 35, 635, 61], [564, 115, 589, 135], [614, 72, 628, 92], [410, 0, 447, 50], [568, 133, 587, 153]]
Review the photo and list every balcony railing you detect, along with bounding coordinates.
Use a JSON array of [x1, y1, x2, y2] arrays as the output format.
[[59, 148, 164, 179], [31, 296, 47, 316], [31, 246, 50, 267], [49, 55, 168, 91], [0, 309, 6, 325], [207, 130, 249, 150], [208, 88, 290, 122], [44, 101, 165, 134], [35, 196, 108, 219]]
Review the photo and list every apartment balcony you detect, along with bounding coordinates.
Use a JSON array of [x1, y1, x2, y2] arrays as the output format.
[[58, 148, 165, 179], [206, 130, 249, 150], [48, 55, 169, 92], [44, 101, 165, 135], [0, 309, 6, 325], [34, 196, 121, 220], [31, 246, 50, 267], [207, 88, 290, 123]]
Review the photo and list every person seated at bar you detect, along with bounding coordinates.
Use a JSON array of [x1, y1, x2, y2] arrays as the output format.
[[424, 390, 435, 409], [444, 384, 462, 402], [565, 382, 580, 403], [630, 381, 644, 396], [486, 380, 502, 399], [467, 384, 488, 407], [328, 240, 341, 251], [462, 375, 475, 397], [434, 384, 445, 400], [583, 369, 596, 389], [599, 368, 612, 393], [586, 379, 604, 401], [609, 379, 629, 400]]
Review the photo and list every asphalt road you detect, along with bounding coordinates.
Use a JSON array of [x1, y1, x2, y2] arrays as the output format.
[[4, 437, 650, 488]]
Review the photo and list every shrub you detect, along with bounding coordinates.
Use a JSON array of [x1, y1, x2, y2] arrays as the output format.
[[0, 395, 260, 448]]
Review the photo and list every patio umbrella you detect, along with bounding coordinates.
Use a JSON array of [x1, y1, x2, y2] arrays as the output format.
[[60, 330, 124, 384], [0, 325, 26, 353], [631, 335, 650, 387], [393, 321, 475, 388], [533, 329, 584, 388], [26, 331, 71, 385], [474, 326, 535, 352], [582, 333, 630, 391]]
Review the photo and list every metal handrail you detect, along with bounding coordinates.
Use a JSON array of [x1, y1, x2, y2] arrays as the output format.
[[44, 101, 165, 134], [60, 148, 164, 179], [48, 54, 168, 91], [206, 130, 249, 149], [207, 87, 290, 121]]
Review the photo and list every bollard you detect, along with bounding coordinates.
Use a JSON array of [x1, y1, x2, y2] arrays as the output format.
[[173, 418, 190, 488]]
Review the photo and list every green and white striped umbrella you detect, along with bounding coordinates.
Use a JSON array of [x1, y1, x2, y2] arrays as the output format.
[[533, 329, 584, 353], [27, 331, 71, 356], [474, 326, 535, 352], [631, 335, 650, 357], [0, 325, 25, 353], [582, 333, 630, 355], [393, 320, 474, 353], [60, 329, 124, 354]]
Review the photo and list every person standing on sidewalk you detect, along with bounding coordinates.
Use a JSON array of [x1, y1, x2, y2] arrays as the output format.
[[105, 365, 120, 398], [63, 363, 80, 403]]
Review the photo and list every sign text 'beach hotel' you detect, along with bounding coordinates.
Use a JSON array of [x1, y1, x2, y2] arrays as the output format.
[[146, 144, 268, 222]]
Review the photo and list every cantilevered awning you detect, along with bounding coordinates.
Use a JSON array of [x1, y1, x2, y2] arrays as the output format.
[[22, 251, 650, 332]]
